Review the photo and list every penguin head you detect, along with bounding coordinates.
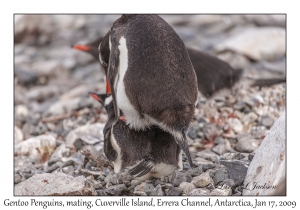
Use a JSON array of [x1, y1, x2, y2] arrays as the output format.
[[72, 37, 103, 60], [98, 31, 110, 73]]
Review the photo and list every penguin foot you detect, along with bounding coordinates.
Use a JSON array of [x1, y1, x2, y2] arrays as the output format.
[[119, 115, 127, 122]]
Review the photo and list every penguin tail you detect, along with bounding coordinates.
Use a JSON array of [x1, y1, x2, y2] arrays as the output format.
[[129, 157, 156, 177]]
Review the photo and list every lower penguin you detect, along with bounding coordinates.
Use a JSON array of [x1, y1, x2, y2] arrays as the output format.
[[89, 92, 183, 181]]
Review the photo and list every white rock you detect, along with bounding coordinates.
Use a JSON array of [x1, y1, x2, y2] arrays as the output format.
[[15, 172, 97, 195], [242, 112, 285, 195], [14, 133, 56, 163], [215, 27, 285, 61], [192, 172, 214, 188], [179, 182, 196, 194], [228, 118, 244, 134], [14, 126, 23, 144]]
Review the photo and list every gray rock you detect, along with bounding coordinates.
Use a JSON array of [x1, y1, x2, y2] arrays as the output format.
[[96, 190, 107, 196], [15, 67, 38, 86], [14, 174, 22, 184], [48, 143, 71, 165], [62, 166, 74, 174], [250, 126, 267, 139], [188, 188, 210, 195], [215, 27, 285, 61], [210, 188, 232, 196], [194, 157, 214, 165], [166, 187, 182, 196], [220, 160, 248, 185], [14, 126, 23, 144], [248, 153, 255, 161], [178, 182, 196, 194], [213, 169, 229, 185], [15, 172, 97, 195], [170, 170, 192, 187], [260, 115, 275, 128], [26, 85, 60, 102], [65, 123, 104, 149], [211, 139, 232, 155], [243, 113, 285, 195], [228, 118, 244, 134], [105, 184, 127, 196], [202, 124, 222, 141], [192, 172, 214, 188], [235, 135, 260, 153], [196, 149, 218, 161], [187, 165, 203, 177], [150, 184, 164, 196], [14, 133, 57, 163]]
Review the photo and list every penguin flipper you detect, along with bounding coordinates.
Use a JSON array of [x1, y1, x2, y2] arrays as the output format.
[[107, 36, 121, 118], [129, 158, 156, 177], [104, 129, 118, 162], [174, 131, 194, 168]]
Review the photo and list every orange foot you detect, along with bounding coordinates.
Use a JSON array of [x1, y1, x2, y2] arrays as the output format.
[[119, 115, 126, 122]]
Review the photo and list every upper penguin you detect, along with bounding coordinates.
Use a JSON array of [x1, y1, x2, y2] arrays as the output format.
[[99, 15, 198, 166]]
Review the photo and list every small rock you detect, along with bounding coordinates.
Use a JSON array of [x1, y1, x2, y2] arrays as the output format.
[[213, 169, 229, 185], [62, 166, 74, 174], [194, 157, 214, 165], [150, 184, 164, 196], [14, 174, 22, 184], [96, 190, 107, 196], [235, 135, 260, 153], [14, 133, 57, 163], [166, 187, 182, 196], [192, 172, 214, 188], [14, 126, 23, 144], [210, 188, 232, 196], [105, 184, 127, 196], [188, 188, 210, 195], [187, 165, 203, 177], [248, 153, 255, 161], [48, 143, 71, 166], [203, 124, 222, 140], [179, 182, 196, 194], [196, 149, 218, 161], [220, 160, 248, 185], [260, 115, 275, 128], [171, 170, 192, 187], [15, 173, 97, 195], [228, 118, 244, 134]]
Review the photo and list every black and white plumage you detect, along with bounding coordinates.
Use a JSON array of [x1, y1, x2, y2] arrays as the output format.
[[89, 92, 182, 180], [99, 15, 198, 167]]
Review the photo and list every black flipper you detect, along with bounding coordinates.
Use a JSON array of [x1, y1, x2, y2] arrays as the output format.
[[103, 128, 118, 162], [129, 156, 156, 177], [174, 130, 194, 168]]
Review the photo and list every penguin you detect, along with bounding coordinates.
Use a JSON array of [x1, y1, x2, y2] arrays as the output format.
[[89, 92, 183, 181], [73, 37, 285, 98], [98, 15, 198, 167]]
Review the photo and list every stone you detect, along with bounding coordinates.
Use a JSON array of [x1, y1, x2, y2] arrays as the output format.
[[260, 115, 275, 128], [96, 190, 107, 196], [215, 27, 285, 61], [179, 182, 196, 194], [213, 169, 229, 185], [170, 170, 192, 187], [105, 184, 127, 196], [235, 135, 260, 153], [196, 149, 218, 161], [220, 160, 248, 185], [211, 139, 232, 155], [15, 173, 97, 195], [65, 123, 104, 149], [150, 184, 164, 196], [188, 188, 210, 195], [228, 118, 244, 134], [48, 144, 71, 165], [15, 67, 38, 86], [210, 188, 232, 196], [243, 113, 285, 195], [194, 157, 214, 165], [14, 133, 57, 163], [248, 153, 255, 161], [26, 85, 60, 102], [187, 165, 203, 177], [166, 187, 182, 196], [202, 123, 222, 141], [14, 126, 23, 144], [191, 172, 214, 188], [14, 174, 22, 184]]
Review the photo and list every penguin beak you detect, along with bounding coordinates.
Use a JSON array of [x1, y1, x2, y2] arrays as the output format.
[[89, 92, 101, 102], [72, 45, 90, 52], [106, 78, 112, 95]]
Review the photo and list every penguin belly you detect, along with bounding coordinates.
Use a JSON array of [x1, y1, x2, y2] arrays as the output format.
[[117, 36, 152, 130]]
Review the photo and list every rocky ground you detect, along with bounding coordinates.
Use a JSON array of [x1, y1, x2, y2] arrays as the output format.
[[14, 15, 286, 196]]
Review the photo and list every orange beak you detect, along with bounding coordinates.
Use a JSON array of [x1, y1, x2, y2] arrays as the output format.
[[73, 45, 90, 51], [89, 92, 101, 102], [106, 78, 111, 95]]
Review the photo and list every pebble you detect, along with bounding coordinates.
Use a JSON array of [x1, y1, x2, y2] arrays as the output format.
[[105, 184, 127, 196], [171, 170, 192, 187], [188, 188, 210, 195], [150, 184, 164, 196], [191, 172, 214, 188], [166, 187, 182, 196], [228, 118, 244, 134], [220, 160, 249, 185], [213, 169, 229, 185], [235, 135, 260, 153], [179, 182, 196, 194]]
